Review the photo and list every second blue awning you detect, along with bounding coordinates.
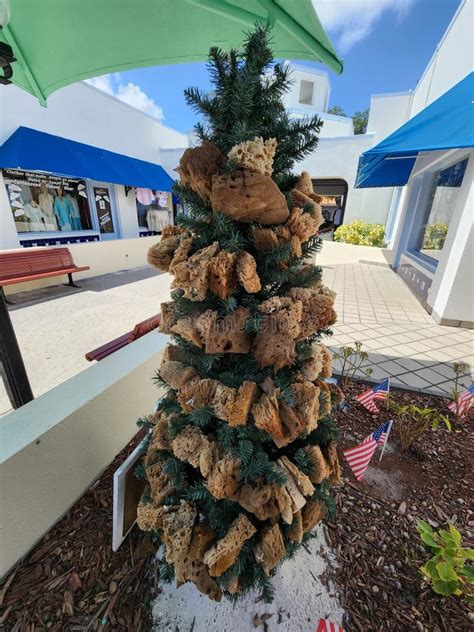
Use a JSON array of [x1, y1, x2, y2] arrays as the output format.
[[355, 72, 474, 188], [0, 126, 175, 190]]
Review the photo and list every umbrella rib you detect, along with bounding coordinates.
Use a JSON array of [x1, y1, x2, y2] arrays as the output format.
[[2, 24, 47, 106], [256, 0, 343, 74], [187, 0, 264, 28]]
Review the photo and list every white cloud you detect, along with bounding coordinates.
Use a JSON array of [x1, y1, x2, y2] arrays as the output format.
[[85, 74, 164, 121], [314, 0, 415, 53]]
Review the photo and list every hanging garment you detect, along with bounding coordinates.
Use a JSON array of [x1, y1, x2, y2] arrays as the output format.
[[24, 202, 45, 231], [54, 195, 73, 231], [136, 187, 155, 206], [66, 194, 83, 230], [39, 191, 57, 230]]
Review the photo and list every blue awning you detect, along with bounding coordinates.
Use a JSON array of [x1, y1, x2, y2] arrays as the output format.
[[0, 126, 175, 190], [355, 72, 474, 188]]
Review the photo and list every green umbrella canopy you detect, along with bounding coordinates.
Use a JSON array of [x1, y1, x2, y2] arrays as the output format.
[[0, 0, 342, 106]]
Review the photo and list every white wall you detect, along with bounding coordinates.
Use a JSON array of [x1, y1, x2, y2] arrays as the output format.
[[0, 82, 187, 159], [367, 91, 413, 140], [283, 65, 330, 113], [0, 332, 168, 579], [409, 0, 473, 116], [318, 113, 354, 137]]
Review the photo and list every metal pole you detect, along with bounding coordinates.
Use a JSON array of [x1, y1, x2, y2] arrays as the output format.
[[0, 287, 34, 408]]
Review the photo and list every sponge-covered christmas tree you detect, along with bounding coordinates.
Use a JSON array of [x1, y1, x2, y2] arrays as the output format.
[[136, 25, 342, 603]]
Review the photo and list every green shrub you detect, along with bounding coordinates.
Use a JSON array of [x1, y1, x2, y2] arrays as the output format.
[[385, 399, 451, 450], [416, 521, 474, 603], [422, 222, 448, 250], [334, 220, 385, 247], [332, 341, 373, 388]]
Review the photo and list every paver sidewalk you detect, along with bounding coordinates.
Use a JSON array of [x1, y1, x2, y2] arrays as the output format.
[[324, 263, 473, 396]]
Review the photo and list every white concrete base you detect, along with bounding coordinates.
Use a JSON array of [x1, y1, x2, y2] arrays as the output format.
[[152, 524, 344, 632]]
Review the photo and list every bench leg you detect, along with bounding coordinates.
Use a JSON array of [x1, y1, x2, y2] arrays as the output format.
[[0, 287, 15, 305], [64, 273, 81, 289]]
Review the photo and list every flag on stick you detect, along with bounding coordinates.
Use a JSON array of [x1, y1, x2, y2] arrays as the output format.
[[448, 384, 474, 419], [355, 378, 390, 413], [317, 618, 345, 632], [343, 421, 392, 481]]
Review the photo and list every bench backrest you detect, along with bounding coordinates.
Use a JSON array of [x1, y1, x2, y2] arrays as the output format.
[[0, 248, 77, 281]]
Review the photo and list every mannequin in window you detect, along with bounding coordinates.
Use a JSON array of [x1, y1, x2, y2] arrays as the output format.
[[136, 187, 154, 228], [38, 183, 57, 230], [54, 187, 73, 231], [66, 192, 83, 230]]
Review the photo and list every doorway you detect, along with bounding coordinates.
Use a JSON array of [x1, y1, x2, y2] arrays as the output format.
[[89, 182, 121, 240], [312, 178, 348, 237]]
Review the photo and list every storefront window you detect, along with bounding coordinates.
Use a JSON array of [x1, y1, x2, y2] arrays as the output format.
[[415, 158, 468, 262], [135, 188, 173, 232], [3, 169, 93, 233]]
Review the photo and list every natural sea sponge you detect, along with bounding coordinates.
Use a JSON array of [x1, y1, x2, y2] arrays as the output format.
[[212, 382, 238, 422], [290, 287, 337, 339], [177, 377, 219, 413], [286, 207, 320, 243], [199, 307, 252, 354], [227, 137, 277, 177], [206, 454, 241, 500], [211, 169, 289, 225], [171, 426, 212, 470], [233, 482, 280, 521], [159, 355, 197, 390], [183, 525, 222, 601], [254, 524, 286, 576], [278, 456, 314, 497], [251, 227, 279, 250], [161, 501, 197, 582], [160, 301, 179, 334], [251, 392, 287, 444], [176, 141, 224, 201], [228, 381, 258, 426], [236, 252, 261, 293], [323, 441, 343, 485], [148, 235, 181, 272], [303, 445, 330, 484], [146, 461, 174, 505], [170, 315, 203, 348], [287, 510, 303, 543], [203, 514, 256, 577], [301, 499, 327, 533], [172, 242, 220, 301], [136, 498, 166, 531], [209, 250, 238, 299]]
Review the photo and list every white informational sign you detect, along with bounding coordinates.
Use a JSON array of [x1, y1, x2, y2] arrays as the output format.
[[112, 438, 147, 552]]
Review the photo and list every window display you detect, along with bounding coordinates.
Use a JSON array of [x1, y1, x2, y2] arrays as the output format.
[[416, 158, 468, 262], [135, 188, 173, 232], [3, 169, 93, 233]]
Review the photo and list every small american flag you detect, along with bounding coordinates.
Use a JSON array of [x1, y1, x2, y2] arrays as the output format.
[[355, 378, 390, 413], [448, 384, 474, 419], [343, 421, 392, 481]]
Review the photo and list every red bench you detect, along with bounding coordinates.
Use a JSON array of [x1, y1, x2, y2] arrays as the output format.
[[85, 314, 161, 361], [0, 247, 90, 303]]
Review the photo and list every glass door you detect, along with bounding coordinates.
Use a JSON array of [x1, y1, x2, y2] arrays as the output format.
[[90, 182, 120, 240]]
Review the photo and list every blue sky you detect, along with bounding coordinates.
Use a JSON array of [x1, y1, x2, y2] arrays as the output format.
[[87, 0, 461, 131]]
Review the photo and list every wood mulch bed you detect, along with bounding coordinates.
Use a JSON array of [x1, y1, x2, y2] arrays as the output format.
[[328, 380, 473, 632], [0, 383, 472, 631], [0, 431, 156, 631]]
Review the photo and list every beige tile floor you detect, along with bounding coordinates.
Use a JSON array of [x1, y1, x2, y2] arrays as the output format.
[[323, 263, 473, 396]]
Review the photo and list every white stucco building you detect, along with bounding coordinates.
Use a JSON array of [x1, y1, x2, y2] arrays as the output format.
[[0, 81, 188, 251]]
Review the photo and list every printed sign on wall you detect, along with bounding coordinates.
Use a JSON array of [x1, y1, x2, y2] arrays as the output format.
[[93, 186, 114, 234]]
